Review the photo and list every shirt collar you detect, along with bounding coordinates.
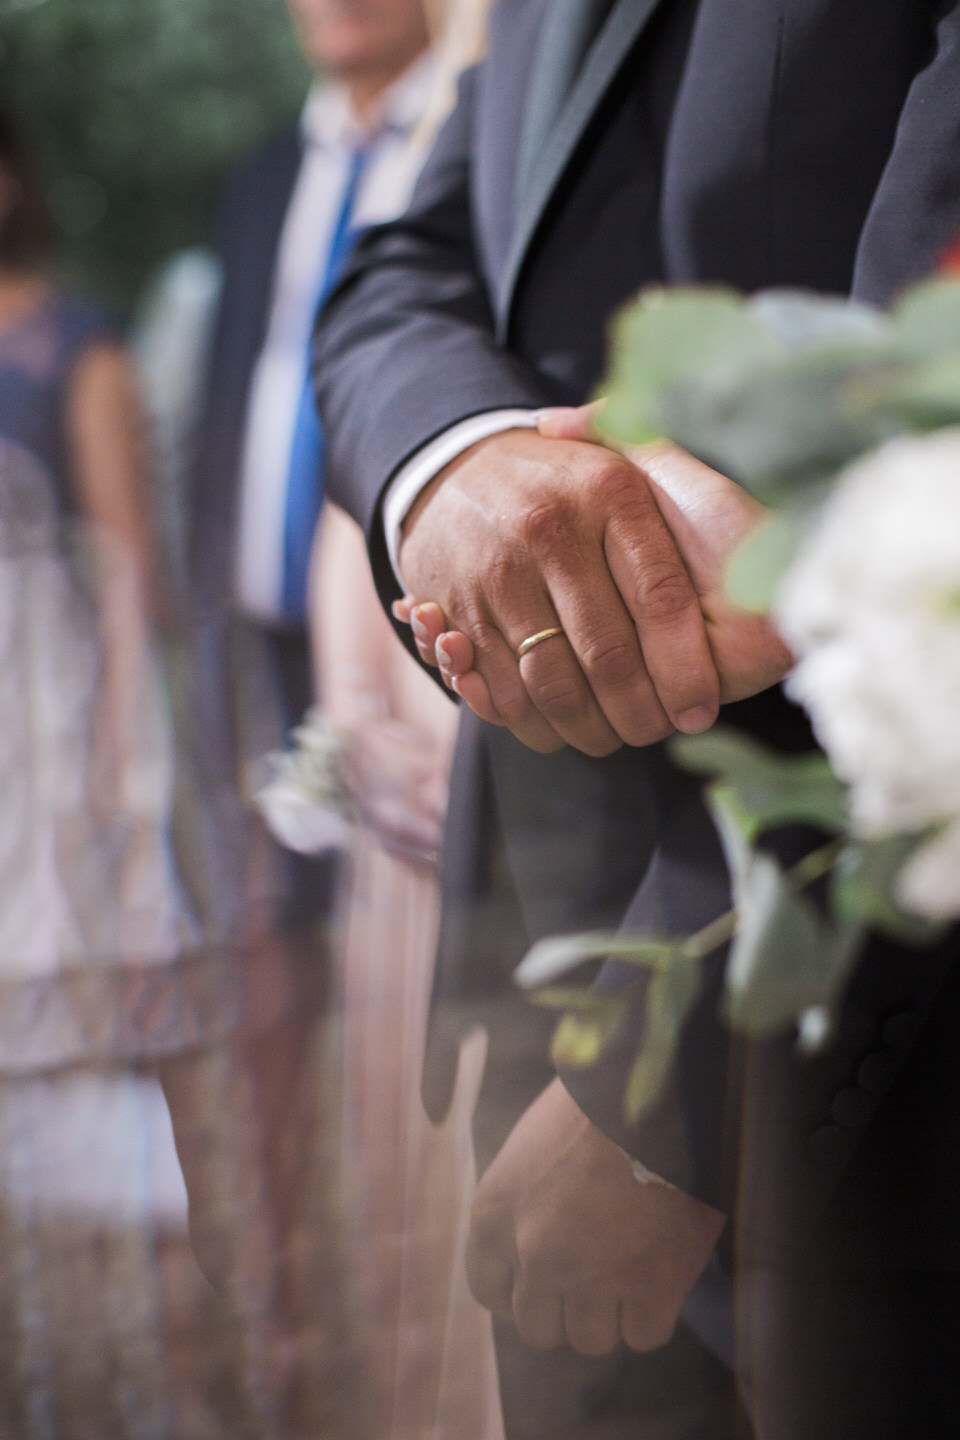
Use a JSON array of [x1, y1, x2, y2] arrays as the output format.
[[300, 50, 435, 151]]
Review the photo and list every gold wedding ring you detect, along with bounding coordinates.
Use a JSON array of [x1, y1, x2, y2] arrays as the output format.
[[516, 626, 565, 660]]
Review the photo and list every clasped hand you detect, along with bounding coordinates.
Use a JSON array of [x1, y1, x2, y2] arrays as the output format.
[[466, 1079, 726, 1355], [396, 405, 792, 754]]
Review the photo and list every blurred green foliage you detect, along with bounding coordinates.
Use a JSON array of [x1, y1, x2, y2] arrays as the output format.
[[0, 0, 309, 315]]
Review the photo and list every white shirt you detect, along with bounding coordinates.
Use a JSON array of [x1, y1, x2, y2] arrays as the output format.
[[235, 56, 436, 625]]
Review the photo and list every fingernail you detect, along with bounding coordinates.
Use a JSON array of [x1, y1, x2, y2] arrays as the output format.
[[391, 600, 405, 620], [535, 408, 564, 437], [411, 616, 429, 642], [436, 639, 452, 667], [676, 706, 714, 734]]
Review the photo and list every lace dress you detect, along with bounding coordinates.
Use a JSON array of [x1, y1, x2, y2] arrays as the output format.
[[0, 296, 328, 1439], [0, 297, 196, 1000]]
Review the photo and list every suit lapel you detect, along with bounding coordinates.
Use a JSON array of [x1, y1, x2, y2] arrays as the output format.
[[496, 0, 668, 338]]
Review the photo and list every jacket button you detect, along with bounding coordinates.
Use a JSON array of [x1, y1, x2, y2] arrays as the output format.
[[857, 1051, 899, 1094], [808, 1125, 854, 1163], [831, 1087, 873, 1129]]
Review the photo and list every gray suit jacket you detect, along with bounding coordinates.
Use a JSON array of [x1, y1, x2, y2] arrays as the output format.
[[315, 0, 960, 1272]]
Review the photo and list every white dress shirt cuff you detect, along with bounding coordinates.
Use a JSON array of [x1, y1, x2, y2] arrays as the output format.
[[382, 408, 541, 587]]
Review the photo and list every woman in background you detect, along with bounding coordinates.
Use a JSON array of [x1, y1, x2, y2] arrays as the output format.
[[309, 502, 502, 1440], [0, 104, 187, 973], [0, 105, 223, 1436], [255, 0, 505, 1435]]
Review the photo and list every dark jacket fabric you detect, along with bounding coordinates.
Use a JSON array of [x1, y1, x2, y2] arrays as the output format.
[[189, 126, 302, 615], [314, 0, 960, 1279]]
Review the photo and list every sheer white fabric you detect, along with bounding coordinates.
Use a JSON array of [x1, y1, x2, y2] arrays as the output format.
[[311, 504, 505, 1440], [0, 438, 195, 990]]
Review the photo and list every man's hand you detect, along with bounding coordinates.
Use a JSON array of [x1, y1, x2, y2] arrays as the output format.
[[397, 428, 723, 757], [615, 440, 793, 704], [465, 1078, 726, 1357], [400, 409, 792, 734]]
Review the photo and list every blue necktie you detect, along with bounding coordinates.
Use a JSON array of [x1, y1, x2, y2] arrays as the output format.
[[280, 144, 369, 622]]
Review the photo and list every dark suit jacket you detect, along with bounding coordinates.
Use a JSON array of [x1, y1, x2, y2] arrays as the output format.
[[315, 0, 960, 1273], [190, 125, 303, 615]]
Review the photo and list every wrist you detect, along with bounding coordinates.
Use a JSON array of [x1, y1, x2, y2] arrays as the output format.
[[398, 426, 538, 578]]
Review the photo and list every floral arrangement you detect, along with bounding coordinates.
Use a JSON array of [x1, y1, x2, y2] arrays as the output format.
[[254, 708, 354, 855], [255, 704, 448, 868], [517, 274, 960, 1120]]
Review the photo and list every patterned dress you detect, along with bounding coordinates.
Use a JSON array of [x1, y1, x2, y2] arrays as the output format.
[[0, 294, 345, 1440]]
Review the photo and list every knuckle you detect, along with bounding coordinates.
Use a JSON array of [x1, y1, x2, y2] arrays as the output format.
[[493, 683, 535, 728], [591, 456, 644, 510], [632, 563, 694, 623], [462, 612, 499, 655], [580, 635, 639, 688], [527, 672, 584, 725], [521, 499, 574, 556]]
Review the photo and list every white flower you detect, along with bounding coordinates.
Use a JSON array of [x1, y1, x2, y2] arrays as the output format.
[[776, 428, 960, 918], [254, 709, 353, 855], [255, 777, 353, 855]]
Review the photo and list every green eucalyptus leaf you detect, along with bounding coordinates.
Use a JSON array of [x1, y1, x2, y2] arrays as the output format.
[[872, 357, 960, 431], [892, 278, 960, 362], [673, 728, 795, 783], [831, 836, 950, 946], [551, 1005, 627, 1068], [600, 287, 775, 446], [600, 285, 902, 497], [624, 959, 702, 1122], [530, 987, 629, 1015], [724, 508, 808, 613], [749, 290, 888, 351], [723, 849, 866, 1034], [672, 732, 850, 841], [702, 786, 864, 1035], [660, 353, 885, 495], [516, 931, 683, 989], [708, 781, 757, 878]]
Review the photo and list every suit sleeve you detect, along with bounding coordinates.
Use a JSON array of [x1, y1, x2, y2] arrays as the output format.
[[853, 0, 960, 304], [312, 64, 554, 611]]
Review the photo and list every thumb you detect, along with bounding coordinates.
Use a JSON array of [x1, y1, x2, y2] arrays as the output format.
[[536, 399, 607, 442]]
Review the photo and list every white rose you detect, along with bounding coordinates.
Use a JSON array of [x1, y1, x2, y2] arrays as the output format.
[[776, 428, 960, 918]]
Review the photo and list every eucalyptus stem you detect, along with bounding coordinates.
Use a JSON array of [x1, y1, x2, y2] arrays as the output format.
[[679, 836, 844, 964]]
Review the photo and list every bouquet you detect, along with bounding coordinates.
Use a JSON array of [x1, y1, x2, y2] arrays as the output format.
[[518, 273, 960, 1120]]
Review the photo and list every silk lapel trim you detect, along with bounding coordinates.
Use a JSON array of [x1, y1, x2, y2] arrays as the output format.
[[495, 0, 667, 339]]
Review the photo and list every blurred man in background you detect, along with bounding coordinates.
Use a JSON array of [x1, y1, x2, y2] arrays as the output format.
[[188, 0, 435, 928], [171, 4, 442, 1416]]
